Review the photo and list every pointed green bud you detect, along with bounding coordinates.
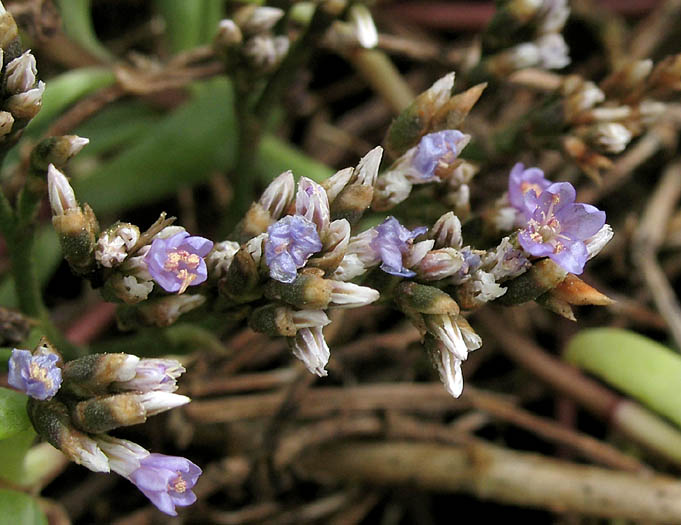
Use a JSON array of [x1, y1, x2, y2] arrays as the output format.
[[496, 259, 568, 305], [264, 272, 334, 309], [395, 282, 460, 315]]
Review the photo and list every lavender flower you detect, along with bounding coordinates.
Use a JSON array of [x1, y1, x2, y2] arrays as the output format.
[[265, 215, 323, 283], [8, 349, 62, 400], [113, 359, 186, 393], [518, 182, 606, 274], [508, 163, 551, 217], [129, 454, 201, 516], [97, 436, 201, 516], [411, 130, 468, 181], [370, 217, 427, 277], [145, 232, 213, 294]]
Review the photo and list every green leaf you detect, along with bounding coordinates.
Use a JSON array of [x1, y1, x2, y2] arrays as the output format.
[[257, 135, 333, 183], [26, 68, 116, 137], [0, 490, 47, 525], [0, 227, 62, 309], [0, 429, 36, 482], [56, 0, 113, 62], [155, 0, 224, 53], [565, 328, 681, 428], [74, 77, 236, 214], [0, 388, 30, 439]]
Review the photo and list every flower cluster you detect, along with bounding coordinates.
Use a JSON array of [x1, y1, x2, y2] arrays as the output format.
[[10, 340, 200, 516]]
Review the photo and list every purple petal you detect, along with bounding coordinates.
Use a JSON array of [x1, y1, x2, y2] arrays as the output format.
[[560, 203, 606, 240], [412, 130, 466, 180], [180, 236, 213, 257], [551, 239, 588, 274], [265, 215, 322, 283], [542, 182, 576, 214], [518, 230, 556, 257], [508, 163, 550, 214]]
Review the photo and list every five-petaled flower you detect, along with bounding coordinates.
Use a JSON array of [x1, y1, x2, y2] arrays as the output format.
[[508, 162, 551, 218], [518, 182, 605, 274], [145, 232, 213, 294], [128, 454, 202, 516], [371, 216, 427, 277], [411, 130, 468, 181], [265, 215, 323, 283], [8, 349, 62, 400]]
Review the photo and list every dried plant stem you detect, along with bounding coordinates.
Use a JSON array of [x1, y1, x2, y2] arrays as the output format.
[[633, 161, 681, 350], [479, 310, 681, 467], [299, 440, 681, 522], [465, 387, 648, 472], [345, 49, 414, 113], [185, 383, 467, 423]]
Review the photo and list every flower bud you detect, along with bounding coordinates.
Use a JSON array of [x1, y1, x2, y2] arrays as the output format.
[[308, 218, 351, 274], [348, 4, 378, 49], [5, 80, 45, 119], [102, 273, 154, 304], [0, 8, 19, 50], [61, 353, 139, 398], [322, 167, 353, 205], [96, 222, 140, 268], [0, 110, 13, 139], [234, 5, 284, 35], [424, 336, 464, 398], [496, 258, 568, 305], [218, 247, 263, 304], [430, 212, 462, 249], [329, 280, 380, 308], [243, 34, 289, 72], [372, 170, 413, 211], [396, 282, 460, 316], [30, 135, 89, 172], [296, 177, 331, 234], [249, 304, 330, 336], [414, 248, 465, 281], [288, 326, 330, 377], [205, 240, 240, 279], [456, 270, 507, 309], [234, 171, 295, 243], [384, 72, 455, 157], [27, 398, 110, 473], [70, 392, 190, 433], [5, 50, 36, 94], [214, 19, 243, 49], [264, 273, 334, 309], [587, 122, 632, 154]]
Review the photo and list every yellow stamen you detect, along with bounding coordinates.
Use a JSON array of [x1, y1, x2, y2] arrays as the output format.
[[170, 473, 187, 493]]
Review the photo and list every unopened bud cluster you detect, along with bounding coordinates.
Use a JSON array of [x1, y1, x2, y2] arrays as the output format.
[[214, 6, 289, 73], [483, 0, 570, 76], [8, 340, 199, 516]]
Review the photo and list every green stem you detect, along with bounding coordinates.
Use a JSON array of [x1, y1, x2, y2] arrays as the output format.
[[254, 1, 340, 120]]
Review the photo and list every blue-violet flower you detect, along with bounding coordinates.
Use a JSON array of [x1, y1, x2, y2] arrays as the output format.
[[128, 453, 202, 516], [8, 349, 62, 400], [412, 130, 467, 181], [508, 162, 551, 217], [371, 217, 427, 277], [265, 215, 323, 283], [145, 232, 213, 294], [518, 182, 606, 274]]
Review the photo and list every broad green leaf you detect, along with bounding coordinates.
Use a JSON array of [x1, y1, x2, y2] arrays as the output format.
[[0, 429, 36, 482], [0, 388, 30, 439], [55, 0, 113, 62], [565, 328, 681, 427], [257, 135, 333, 183], [154, 0, 224, 53], [0, 490, 46, 525], [74, 77, 236, 214], [26, 68, 116, 137], [74, 101, 162, 157]]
